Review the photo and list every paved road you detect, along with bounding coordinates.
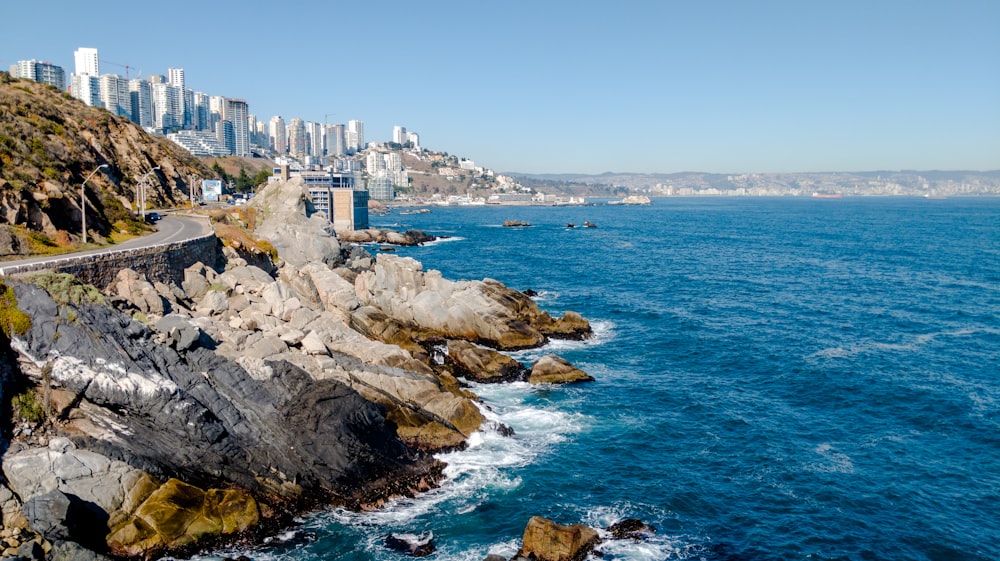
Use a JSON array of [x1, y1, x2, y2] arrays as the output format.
[[0, 214, 213, 273]]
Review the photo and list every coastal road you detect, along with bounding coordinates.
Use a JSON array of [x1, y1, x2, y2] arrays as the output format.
[[0, 214, 213, 275]]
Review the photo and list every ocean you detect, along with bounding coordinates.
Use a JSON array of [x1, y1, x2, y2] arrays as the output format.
[[189, 197, 1000, 561]]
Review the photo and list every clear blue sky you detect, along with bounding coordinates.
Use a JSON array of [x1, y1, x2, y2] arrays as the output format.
[[3, 0, 998, 174]]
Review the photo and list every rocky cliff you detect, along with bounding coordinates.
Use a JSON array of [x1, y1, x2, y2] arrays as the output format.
[[0, 178, 595, 559], [0, 73, 210, 255]]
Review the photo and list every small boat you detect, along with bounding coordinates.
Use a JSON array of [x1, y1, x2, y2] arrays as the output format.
[[583, 221, 597, 228], [811, 192, 843, 199], [566, 223, 575, 228]]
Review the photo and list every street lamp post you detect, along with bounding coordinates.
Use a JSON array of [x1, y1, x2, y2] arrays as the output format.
[[81, 164, 108, 245], [138, 166, 161, 220]]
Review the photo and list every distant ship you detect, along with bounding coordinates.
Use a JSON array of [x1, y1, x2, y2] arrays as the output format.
[[811, 192, 843, 199]]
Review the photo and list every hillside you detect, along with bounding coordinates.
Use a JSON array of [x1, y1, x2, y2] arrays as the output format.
[[0, 73, 212, 257]]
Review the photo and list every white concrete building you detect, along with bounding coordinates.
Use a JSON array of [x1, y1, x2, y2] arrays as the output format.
[[128, 78, 153, 128], [270, 116, 287, 155]]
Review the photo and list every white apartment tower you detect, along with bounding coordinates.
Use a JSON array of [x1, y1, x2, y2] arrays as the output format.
[[128, 78, 153, 128], [306, 121, 324, 158], [269, 116, 287, 155], [347, 119, 364, 153], [70, 47, 100, 106], [392, 126, 407, 145], [167, 68, 185, 88], [74, 47, 99, 77], [326, 124, 345, 157], [99, 74, 130, 117]]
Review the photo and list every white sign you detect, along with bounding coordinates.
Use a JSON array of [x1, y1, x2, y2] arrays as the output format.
[[202, 179, 222, 202]]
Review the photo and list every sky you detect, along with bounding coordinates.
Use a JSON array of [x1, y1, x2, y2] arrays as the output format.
[[2, 0, 998, 175]]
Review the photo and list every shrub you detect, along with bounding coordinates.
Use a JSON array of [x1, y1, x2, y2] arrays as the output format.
[[0, 281, 31, 337], [12, 390, 44, 423]]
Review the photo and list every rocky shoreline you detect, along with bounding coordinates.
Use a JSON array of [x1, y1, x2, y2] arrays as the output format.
[[0, 178, 607, 560]]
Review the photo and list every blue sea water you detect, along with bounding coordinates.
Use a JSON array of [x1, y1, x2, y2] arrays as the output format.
[[192, 197, 1000, 561]]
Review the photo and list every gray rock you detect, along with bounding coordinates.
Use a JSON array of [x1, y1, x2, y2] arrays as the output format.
[[155, 314, 203, 351], [22, 490, 71, 541]]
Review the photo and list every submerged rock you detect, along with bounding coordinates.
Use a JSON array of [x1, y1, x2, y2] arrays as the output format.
[[385, 531, 435, 557]]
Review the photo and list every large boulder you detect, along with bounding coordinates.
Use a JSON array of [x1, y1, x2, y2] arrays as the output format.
[[445, 339, 527, 383], [528, 355, 594, 385], [107, 478, 258, 558], [356, 254, 590, 350], [250, 178, 343, 267], [515, 516, 600, 561]]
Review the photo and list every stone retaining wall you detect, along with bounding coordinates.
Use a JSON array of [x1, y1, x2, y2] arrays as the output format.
[[0, 233, 221, 289]]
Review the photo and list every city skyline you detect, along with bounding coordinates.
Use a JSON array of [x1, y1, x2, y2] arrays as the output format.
[[2, 0, 998, 175]]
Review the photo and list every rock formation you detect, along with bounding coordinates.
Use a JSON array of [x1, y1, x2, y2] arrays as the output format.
[[514, 516, 600, 561], [0, 177, 596, 559]]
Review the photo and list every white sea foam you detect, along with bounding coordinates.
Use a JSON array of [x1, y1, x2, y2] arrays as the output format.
[[507, 319, 616, 363], [419, 235, 466, 247], [805, 442, 855, 474], [317, 380, 590, 531]]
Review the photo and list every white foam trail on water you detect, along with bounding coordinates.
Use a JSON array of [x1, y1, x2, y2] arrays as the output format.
[[507, 319, 616, 363], [316, 381, 590, 529], [418, 235, 466, 247]]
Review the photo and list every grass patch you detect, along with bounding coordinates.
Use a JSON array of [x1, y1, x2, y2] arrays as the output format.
[[24, 272, 106, 306]]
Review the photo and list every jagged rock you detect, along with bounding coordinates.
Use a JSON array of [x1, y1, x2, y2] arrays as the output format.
[[197, 289, 229, 315], [445, 340, 527, 383], [155, 314, 202, 351], [11, 282, 442, 511], [48, 540, 113, 561], [606, 518, 656, 540], [112, 269, 167, 316], [385, 531, 435, 557], [297, 262, 361, 314], [516, 516, 600, 561], [250, 178, 343, 267], [355, 254, 591, 350], [0, 483, 29, 532], [182, 262, 216, 301], [22, 490, 72, 541], [300, 331, 328, 355], [528, 355, 594, 384], [107, 479, 258, 558], [219, 264, 275, 295]]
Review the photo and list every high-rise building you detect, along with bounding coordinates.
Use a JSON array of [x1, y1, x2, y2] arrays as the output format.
[[366, 151, 387, 174], [306, 121, 324, 158], [209, 95, 225, 132], [74, 47, 99, 77], [392, 126, 407, 145], [326, 124, 345, 157], [70, 47, 100, 106], [151, 82, 183, 132], [407, 131, 420, 149], [11, 60, 66, 90], [269, 116, 287, 155], [348, 119, 365, 153], [222, 98, 250, 157], [167, 68, 185, 89], [192, 92, 211, 131], [70, 74, 99, 106], [288, 118, 307, 159], [128, 78, 153, 128], [99, 74, 130, 117]]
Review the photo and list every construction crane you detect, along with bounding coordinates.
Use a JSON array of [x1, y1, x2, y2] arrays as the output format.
[[102, 59, 140, 80]]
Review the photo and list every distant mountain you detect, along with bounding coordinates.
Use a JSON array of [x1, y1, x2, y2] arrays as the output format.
[[509, 169, 1000, 197], [0, 73, 211, 256]]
